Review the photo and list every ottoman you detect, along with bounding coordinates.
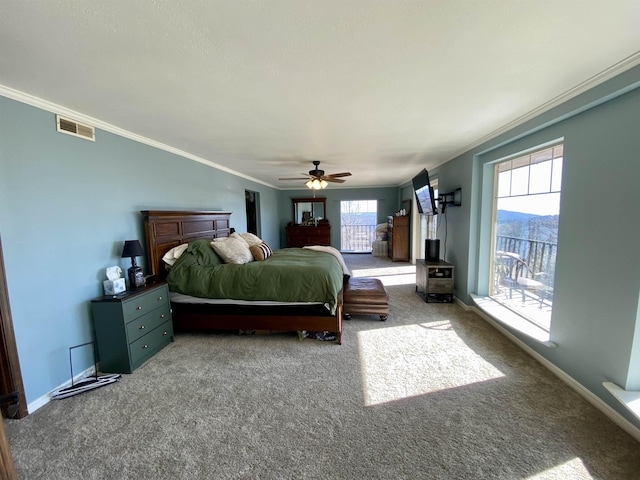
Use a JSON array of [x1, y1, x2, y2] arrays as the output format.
[[343, 277, 389, 321]]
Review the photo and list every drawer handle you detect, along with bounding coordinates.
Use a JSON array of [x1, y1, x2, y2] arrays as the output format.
[[139, 325, 145, 330], [142, 344, 148, 349], [157, 296, 163, 301], [163, 331, 168, 336], [136, 306, 142, 310], [160, 314, 165, 319]]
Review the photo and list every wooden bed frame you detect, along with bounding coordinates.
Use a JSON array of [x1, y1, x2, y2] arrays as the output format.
[[141, 210, 342, 344]]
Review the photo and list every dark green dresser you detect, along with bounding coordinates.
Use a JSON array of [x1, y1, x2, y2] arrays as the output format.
[[91, 282, 174, 373]]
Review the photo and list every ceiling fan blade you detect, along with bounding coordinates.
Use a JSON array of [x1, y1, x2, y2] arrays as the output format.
[[279, 161, 352, 185]]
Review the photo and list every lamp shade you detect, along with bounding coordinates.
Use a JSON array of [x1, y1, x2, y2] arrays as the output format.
[[306, 178, 328, 190], [121, 240, 144, 258]]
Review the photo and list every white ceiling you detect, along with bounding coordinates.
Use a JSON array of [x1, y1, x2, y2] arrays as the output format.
[[1, 1, 639, 189]]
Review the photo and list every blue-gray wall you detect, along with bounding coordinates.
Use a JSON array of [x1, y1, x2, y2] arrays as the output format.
[[0, 95, 405, 408], [430, 65, 640, 428], [0, 96, 280, 407]]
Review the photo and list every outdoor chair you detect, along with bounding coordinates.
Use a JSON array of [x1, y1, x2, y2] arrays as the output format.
[[495, 251, 551, 306]]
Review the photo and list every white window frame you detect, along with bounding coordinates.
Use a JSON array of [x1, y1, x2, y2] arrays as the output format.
[[488, 143, 563, 332]]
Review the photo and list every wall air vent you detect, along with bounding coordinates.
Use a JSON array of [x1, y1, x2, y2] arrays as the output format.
[[56, 115, 95, 141]]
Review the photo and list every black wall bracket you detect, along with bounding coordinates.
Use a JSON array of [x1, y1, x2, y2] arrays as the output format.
[[438, 187, 462, 212]]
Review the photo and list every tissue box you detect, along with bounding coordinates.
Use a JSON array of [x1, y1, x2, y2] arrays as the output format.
[[103, 278, 126, 295]]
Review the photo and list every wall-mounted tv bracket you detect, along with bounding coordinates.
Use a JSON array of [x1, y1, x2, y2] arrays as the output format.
[[437, 187, 462, 213]]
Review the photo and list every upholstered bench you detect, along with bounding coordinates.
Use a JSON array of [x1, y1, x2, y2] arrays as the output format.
[[343, 277, 389, 321]]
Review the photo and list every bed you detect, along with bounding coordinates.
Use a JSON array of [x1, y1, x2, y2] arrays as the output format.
[[141, 210, 344, 343]]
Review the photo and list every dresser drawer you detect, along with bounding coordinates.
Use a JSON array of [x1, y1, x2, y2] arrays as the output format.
[[428, 279, 453, 293], [92, 282, 174, 374], [122, 284, 169, 320], [129, 320, 173, 368], [126, 303, 172, 343]]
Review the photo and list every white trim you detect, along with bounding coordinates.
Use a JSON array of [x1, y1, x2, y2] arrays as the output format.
[[0, 84, 421, 192], [603, 382, 640, 422], [410, 50, 640, 181], [457, 298, 640, 443], [469, 294, 553, 345], [6, 54, 640, 193], [27, 365, 95, 414], [0, 85, 274, 189]]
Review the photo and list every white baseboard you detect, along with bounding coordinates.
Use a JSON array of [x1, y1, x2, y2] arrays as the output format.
[[27, 365, 96, 414], [456, 298, 640, 443]]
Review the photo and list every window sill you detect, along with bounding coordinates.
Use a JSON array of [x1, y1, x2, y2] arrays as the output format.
[[470, 294, 555, 347], [603, 382, 640, 421]]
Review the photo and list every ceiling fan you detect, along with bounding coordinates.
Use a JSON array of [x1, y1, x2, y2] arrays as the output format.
[[279, 160, 352, 189]]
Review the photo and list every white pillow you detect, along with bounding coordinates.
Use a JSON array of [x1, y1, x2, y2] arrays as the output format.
[[211, 237, 253, 264], [232, 232, 263, 247], [162, 243, 189, 266]]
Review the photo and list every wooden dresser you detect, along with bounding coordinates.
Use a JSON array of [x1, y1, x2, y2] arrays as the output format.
[[387, 215, 409, 261], [286, 220, 331, 247]]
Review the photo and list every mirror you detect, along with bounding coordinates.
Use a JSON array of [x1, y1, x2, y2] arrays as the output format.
[[292, 197, 326, 225]]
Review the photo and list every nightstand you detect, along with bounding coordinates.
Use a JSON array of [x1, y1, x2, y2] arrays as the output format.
[[416, 259, 455, 303], [91, 282, 174, 373]]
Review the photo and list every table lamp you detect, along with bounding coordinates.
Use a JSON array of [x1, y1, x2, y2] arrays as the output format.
[[121, 240, 145, 289]]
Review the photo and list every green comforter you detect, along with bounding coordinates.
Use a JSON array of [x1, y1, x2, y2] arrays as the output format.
[[166, 240, 344, 314]]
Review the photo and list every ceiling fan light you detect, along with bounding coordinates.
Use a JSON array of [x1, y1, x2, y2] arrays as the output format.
[[305, 180, 313, 189], [320, 180, 328, 189], [312, 179, 321, 189]]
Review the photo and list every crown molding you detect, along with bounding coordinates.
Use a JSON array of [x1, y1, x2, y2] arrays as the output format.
[[4, 50, 640, 191], [430, 50, 640, 171], [0, 85, 275, 189]]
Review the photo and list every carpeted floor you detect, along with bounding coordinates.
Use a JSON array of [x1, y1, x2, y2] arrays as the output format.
[[4, 254, 640, 479]]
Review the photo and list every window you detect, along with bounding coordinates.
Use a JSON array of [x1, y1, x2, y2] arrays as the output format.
[[341, 200, 377, 252], [490, 144, 563, 331]]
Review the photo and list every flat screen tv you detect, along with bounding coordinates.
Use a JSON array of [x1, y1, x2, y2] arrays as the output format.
[[412, 169, 437, 215]]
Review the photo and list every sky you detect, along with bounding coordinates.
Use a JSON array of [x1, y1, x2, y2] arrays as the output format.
[[497, 158, 562, 216], [498, 192, 561, 216]]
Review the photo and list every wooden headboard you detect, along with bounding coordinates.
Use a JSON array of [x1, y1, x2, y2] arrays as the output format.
[[141, 210, 232, 281]]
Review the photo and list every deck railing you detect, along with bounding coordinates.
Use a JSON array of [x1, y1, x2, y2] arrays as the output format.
[[496, 235, 558, 287], [341, 224, 377, 252]]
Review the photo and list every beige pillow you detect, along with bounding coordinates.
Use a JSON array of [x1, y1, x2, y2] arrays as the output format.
[[233, 232, 263, 247], [161, 243, 189, 266], [211, 237, 253, 264], [250, 242, 273, 261], [227, 232, 250, 247]]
